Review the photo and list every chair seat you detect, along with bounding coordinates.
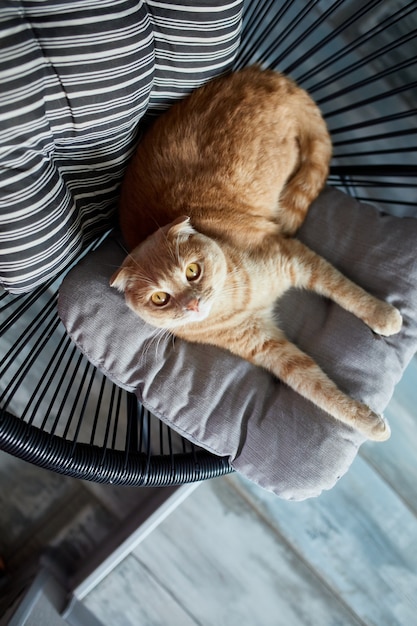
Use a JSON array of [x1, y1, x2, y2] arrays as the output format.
[[1, 0, 416, 497], [0, 263, 233, 485]]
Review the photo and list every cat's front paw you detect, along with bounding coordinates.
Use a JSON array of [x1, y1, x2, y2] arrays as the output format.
[[366, 302, 402, 337], [356, 405, 391, 442]]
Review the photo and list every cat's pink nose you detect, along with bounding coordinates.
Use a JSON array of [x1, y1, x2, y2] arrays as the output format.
[[186, 298, 199, 312]]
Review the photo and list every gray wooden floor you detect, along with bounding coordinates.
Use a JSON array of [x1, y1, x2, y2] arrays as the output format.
[[81, 355, 417, 626], [1, 355, 416, 626]]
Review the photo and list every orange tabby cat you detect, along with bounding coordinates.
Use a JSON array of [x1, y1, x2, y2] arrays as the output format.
[[111, 66, 402, 441]]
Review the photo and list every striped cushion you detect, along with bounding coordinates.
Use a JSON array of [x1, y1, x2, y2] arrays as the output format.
[[0, 0, 243, 293]]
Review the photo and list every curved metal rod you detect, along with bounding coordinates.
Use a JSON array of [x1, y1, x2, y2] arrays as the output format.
[[0, 410, 234, 486]]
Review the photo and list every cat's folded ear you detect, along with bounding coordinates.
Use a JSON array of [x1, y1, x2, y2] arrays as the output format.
[[109, 266, 129, 291], [167, 215, 197, 239]]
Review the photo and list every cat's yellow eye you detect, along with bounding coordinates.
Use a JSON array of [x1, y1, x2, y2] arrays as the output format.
[[151, 291, 170, 307], [185, 262, 201, 281]]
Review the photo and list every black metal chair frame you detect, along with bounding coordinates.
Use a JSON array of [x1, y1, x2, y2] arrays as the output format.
[[1, 0, 416, 487]]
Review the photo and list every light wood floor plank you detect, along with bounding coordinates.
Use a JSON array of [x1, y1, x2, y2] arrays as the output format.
[[231, 456, 417, 626], [360, 355, 417, 515], [120, 478, 362, 626], [83, 553, 199, 626]]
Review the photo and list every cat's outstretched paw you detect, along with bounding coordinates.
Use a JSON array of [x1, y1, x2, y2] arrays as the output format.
[[356, 405, 391, 442], [366, 414, 391, 442], [366, 302, 402, 337]]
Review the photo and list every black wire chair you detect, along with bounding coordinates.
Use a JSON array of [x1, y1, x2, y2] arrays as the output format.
[[1, 0, 416, 487]]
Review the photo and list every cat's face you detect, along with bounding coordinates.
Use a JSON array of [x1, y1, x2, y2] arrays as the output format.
[[110, 217, 228, 329]]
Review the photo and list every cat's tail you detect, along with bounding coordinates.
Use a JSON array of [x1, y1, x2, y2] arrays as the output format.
[[279, 95, 332, 235]]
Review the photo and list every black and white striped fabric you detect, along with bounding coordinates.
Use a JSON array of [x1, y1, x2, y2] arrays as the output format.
[[0, 0, 243, 293]]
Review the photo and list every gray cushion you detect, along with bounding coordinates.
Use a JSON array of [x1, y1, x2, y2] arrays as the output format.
[[58, 187, 417, 500]]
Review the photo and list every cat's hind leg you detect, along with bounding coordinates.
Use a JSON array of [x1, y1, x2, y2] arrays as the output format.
[[245, 325, 390, 441]]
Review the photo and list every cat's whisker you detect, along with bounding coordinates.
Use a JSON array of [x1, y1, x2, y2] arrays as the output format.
[[141, 334, 155, 363], [139, 327, 170, 365], [131, 272, 155, 287], [119, 253, 157, 286], [149, 214, 164, 231], [125, 252, 145, 272], [104, 263, 130, 271], [114, 251, 148, 281], [154, 220, 182, 267], [162, 328, 175, 355]]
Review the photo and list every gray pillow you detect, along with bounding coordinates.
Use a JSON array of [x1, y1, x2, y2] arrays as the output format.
[[58, 187, 417, 500]]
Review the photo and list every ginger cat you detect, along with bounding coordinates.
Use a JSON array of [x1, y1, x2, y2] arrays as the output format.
[[111, 66, 402, 441]]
